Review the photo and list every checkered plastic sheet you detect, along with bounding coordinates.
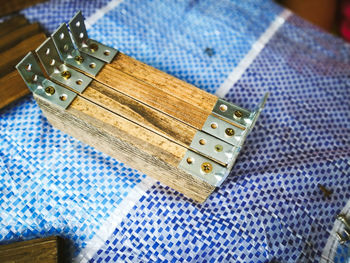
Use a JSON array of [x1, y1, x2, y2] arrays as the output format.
[[0, 0, 350, 262]]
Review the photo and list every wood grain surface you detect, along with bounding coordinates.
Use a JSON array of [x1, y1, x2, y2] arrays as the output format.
[[0, 23, 41, 52], [0, 71, 30, 109], [0, 0, 46, 17], [81, 80, 197, 147], [36, 95, 215, 202], [96, 66, 210, 129], [109, 53, 218, 112], [0, 33, 46, 77], [0, 236, 63, 263], [0, 16, 28, 38]]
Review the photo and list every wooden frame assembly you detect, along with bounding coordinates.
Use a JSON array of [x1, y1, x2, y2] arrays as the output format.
[[16, 12, 267, 203]]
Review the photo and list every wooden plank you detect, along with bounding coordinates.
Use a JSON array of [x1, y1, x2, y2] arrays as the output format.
[[36, 95, 215, 202], [81, 80, 197, 147], [0, 23, 41, 53], [0, 16, 28, 38], [0, 0, 46, 17], [108, 53, 218, 112], [0, 70, 30, 109], [0, 236, 63, 263], [0, 33, 46, 77], [96, 66, 210, 129]]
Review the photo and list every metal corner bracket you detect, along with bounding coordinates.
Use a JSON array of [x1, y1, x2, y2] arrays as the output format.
[[35, 37, 92, 93], [16, 52, 77, 109], [51, 23, 105, 77], [68, 11, 118, 63]]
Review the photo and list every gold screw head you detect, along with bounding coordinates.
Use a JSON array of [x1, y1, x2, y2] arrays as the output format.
[[61, 71, 71, 80], [225, 128, 235, 137], [201, 162, 213, 174], [234, 110, 243, 119], [214, 144, 223, 152], [74, 55, 84, 64], [89, 43, 99, 52], [45, 86, 55, 95]]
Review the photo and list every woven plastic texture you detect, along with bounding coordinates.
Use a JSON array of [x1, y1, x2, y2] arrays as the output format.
[[0, 0, 349, 262]]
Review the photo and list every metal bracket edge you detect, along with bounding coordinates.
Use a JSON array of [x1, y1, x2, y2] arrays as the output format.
[[16, 52, 77, 109], [68, 11, 118, 63]]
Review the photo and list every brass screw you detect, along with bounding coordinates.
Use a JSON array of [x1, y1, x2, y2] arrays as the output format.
[[225, 128, 235, 137], [61, 71, 71, 80], [214, 144, 223, 152], [89, 43, 99, 52], [74, 55, 84, 64], [201, 162, 213, 174], [45, 86, 55, 95], [336, 232, 348, 245], [234, 110, 243, 119]]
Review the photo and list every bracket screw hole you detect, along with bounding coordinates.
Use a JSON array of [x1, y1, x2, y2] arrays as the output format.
[[210, 122, 217, 129], [76, 21, 80, 27], [45, 86, 55, 95], [50, 59, 55, 66], [104, 50, 110, 56], [79, 32, 84, 39], [219, 104, 227, 112], [25, 64, 32, 71], [199, 139, 206, 145], [201, 162, 213, 174], [45, 48, 50, 55], [89, 43, 98, 52], [89, 63, 96, 69], [76, 79, 83, 85], [59, 94, 67, 101], [61, 71, 71, 80], [234, 110, 243, 119], [31, 74, 38, 82], [60, 33, 64, 40], [186, 157, 194, 165], [225, 128, 235, 137], [63, 44, 69, 52]]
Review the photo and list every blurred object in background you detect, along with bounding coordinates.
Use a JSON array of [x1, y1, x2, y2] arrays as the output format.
[[340, 0, 350, 41], [279, 0, 337, 32], [0, 0, 47, 17]]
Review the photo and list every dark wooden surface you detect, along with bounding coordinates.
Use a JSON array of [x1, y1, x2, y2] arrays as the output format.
[[0, 0, 47, 17], [0, 236, 63, 263]]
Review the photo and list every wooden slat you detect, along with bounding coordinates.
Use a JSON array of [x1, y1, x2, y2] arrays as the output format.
[[0, 33, 46, 77], [0, 236, 63, 263], [0, 23, 41, 53], [108, 53, 218, 112], [96, 66, 210, 129], [0, 71, 30, 109], [0, 0, 46, 17], [36, 95, 215, 202], [0, 16, 28, 38], [81, 80, 197, 147]]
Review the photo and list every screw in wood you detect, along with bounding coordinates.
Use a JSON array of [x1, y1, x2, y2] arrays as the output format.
[[201, 162, 213, 174], [234, 110, 243, 119], [74, 55, 84, 64], [61, 71, 71, 80], [89, 43, 99, 53], [225, 128, 235, 137], [44, 86, 55, 96]]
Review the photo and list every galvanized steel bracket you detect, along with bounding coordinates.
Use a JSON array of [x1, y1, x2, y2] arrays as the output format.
[[68, 11, 118, 63], [51, 23, 104, 76], [35, 37, 92, 93], [16, 52, 77, 109]]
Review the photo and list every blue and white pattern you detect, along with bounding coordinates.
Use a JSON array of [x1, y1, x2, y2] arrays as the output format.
[[1, 0, 350, 262]]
